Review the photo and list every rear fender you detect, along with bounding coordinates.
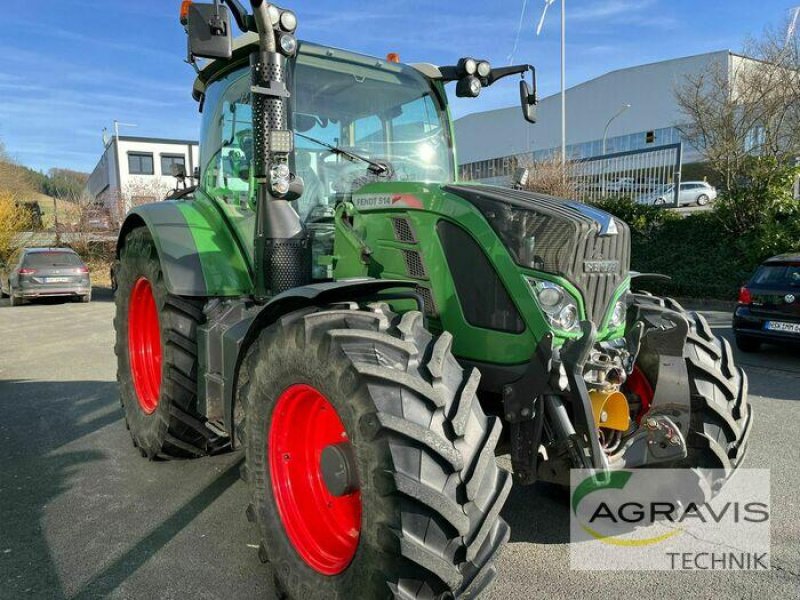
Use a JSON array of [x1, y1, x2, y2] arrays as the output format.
[[117, 201, 252, 297]]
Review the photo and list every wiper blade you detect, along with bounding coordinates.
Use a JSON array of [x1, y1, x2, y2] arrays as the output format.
[[295, 132, 389, 175]]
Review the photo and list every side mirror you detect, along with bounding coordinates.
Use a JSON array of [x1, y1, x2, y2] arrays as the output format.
[[520, 75, 537, 124], [171, 163, 187, 180], [186, 3, 233, 60]]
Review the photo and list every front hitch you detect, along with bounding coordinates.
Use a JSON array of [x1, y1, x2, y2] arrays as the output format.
[[506, 307, 694, 485]]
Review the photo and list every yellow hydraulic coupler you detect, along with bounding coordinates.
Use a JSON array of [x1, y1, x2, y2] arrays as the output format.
[[589, 389, 631, 431]]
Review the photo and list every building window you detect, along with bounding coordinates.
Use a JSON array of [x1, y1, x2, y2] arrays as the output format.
[[128, 152, 154, 175], [161, 154, 186, 176]]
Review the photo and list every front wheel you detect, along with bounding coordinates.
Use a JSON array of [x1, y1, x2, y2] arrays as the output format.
[[240, 305, 511, 599], [696, 194, 710, 206], [632, 295, 752, 487]]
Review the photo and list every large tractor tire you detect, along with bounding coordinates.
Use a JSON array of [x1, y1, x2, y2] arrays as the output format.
[[239, 304, 511, 599], [631, 294, 752, 488], [115, 227, 224, 459]]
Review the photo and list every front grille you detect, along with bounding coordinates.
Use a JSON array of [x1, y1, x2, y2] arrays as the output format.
[[402, 249, 428, 280], [392, 217, 417, 243], [574, 227, 630, 323], [444, 184, 630, 325]]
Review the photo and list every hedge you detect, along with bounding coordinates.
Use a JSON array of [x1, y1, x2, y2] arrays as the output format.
[[593, 198, 798, 300]]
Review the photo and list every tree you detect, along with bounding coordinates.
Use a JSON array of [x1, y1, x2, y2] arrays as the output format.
[[520, 155, 579, 198], [675, 21, 800, 234], [45, 168, 89, 200], [0, 144, 33, 263]]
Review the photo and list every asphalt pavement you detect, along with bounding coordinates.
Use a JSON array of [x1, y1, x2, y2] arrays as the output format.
[[0, 293, 798, 600]]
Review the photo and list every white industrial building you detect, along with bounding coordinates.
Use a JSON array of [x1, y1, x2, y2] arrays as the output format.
[[86, 136, 199, 213], [455, 50, 753, 184]]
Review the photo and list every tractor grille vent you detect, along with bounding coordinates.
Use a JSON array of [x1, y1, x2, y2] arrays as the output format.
[[402, 249, 428, 280], [414, 285, 438, 317], [392, 217, 417, 243]]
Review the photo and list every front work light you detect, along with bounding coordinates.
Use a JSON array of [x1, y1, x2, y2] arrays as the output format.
[[280, 10, 297, 32], [279, 33, 298, 55], [477, 60, 491, 78], [456, 76, 482, 98], [458, 57, 478, 76]]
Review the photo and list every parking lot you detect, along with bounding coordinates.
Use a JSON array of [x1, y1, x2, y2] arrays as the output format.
[[1, 292, 798, 599]]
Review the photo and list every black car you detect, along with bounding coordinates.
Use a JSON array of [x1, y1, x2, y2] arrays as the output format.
[[733, 253, 800, 352], [0, 247, 91, 306]]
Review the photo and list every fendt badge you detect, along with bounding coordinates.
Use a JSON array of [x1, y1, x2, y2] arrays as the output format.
[[584, 260, 620, 273]]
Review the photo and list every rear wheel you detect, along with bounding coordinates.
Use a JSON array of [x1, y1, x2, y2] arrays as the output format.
[[115, 227, 225, 459], [81, 292, 92, 303], [240, 305, 511, 599]]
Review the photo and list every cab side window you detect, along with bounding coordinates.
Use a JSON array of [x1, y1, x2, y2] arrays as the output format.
[[200, 70, 254, 208]]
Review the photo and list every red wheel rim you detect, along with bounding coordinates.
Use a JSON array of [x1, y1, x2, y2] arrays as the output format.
[[268, 384, 361, 575], [128, 277, 162, 414]]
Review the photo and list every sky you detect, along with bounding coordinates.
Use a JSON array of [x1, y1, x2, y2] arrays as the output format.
[[0, 0, 794, 173]]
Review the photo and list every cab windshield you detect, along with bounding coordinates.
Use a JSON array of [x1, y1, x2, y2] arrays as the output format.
[[290, 43, 454, 217], [199, 44, 454, 221]]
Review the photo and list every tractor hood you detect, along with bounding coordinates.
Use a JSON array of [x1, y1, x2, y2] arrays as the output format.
[[442, 184, 631, 324]]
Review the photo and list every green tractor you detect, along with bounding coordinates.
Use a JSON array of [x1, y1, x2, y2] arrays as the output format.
[[114, 1, 753, 597]]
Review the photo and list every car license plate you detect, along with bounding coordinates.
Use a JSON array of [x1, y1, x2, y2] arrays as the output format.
[[764, 321, 800, 334], [46, 277, 70, 283]]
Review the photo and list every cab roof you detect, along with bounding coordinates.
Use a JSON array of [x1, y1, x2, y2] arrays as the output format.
[[192, 34, 441, 102]]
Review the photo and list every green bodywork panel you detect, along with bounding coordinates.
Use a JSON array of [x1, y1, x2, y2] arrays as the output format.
[[332, 181, 628, 365], [124, 194, 253, 297]]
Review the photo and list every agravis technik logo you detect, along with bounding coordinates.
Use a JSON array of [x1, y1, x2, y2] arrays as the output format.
[[570, 469, 771, 570]]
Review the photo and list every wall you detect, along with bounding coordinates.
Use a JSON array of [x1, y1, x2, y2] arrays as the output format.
[[454, 51, 731, 166]]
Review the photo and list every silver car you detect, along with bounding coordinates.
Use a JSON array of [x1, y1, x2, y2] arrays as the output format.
[[1, 247, 91, 306], [636, 181, 718, 207]]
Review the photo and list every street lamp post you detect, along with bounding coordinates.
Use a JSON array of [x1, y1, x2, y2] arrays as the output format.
[[537, 0, 566, 170], [601, 104, 631, 197], [602, 103, 631, 155]]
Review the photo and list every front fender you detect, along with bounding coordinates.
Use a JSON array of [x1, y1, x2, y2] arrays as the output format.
[[117, 200, 253, 297], [209, 279, 417, 442]]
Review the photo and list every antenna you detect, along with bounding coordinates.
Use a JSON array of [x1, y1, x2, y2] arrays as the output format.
[[508, 0, 530, 65], [536, 0, 556, 36], [787, 6, 800, 45]]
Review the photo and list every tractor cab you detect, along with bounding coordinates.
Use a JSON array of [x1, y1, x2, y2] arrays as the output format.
[[194, 37, 458, 223]]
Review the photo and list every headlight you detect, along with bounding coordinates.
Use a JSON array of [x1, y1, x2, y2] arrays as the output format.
[[609, 299, 626, 328], [477, 60, 491, 78], [525, 278, 581, 333]]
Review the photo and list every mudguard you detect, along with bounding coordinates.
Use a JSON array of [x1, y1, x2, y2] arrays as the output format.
[[199, 279, 418, 441], [117, 200, 253, 297]]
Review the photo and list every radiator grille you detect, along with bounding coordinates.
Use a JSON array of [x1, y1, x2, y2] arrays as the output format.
[[392, 217, 417, 243], [402, 249, 428, 280]]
